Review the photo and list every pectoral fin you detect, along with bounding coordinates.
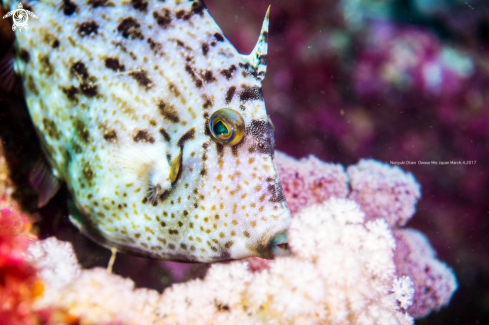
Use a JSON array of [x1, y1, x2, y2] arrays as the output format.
[[169, 149, 182, 184], [112, 144, 172, 202], [29, 159, 62, 208], [0, 46, 15, 92]]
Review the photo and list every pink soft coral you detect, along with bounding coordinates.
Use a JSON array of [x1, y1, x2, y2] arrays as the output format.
[[347, 159, 421, 227], [394, 229, 458, 318], [275, 151, 349, 214], [274, 151, 457, 318]]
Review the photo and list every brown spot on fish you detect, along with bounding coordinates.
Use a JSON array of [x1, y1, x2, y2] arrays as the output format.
[[80, 83, 98, 97], [103, 129, 117, 142], [26, 75, 38, 95], [71, 61, 89, 79], [202, 43, 209, 56], [157, 100, 180, 123], [39, 54, 53, 76], [62, 86, 79, 101], [249, 120, 274, 155], [159, 128, 171, 142], [73, 144, 82, 154], [175, 9, 186, 19], [52, 39, 60, 48], [117, 17, 144, 40], [239, 62, 259, 79], [88, 0, 114, 7], [133, 130, 155, 143], [129, 70, 152, 89], [131, 0, 148, 11], [259, 54, 267, 65], [19, 49, 30, 62], [74, 120, 90, 143], [203, 70, 216, 83], [178, 128, 195, 147], [262, 31, 269, 43], [185, 64, 202, 88], [214, 32, 224, 42], [78, 21, 99, 37], [157, 237, 166, 244], [240, 85, 263, 102], [267, 178, 286, 203], [216, 143, 224, 157], [82, 163, 94, 181], [105, 58, 125, 72], [225, 86, 236, 104], [42, 118, 61, 139], [191, 1, 205, 16], [153, 9, 172, 28], [220, 65, 237, 80], [168, 83, 181, 97], [202, 94, 213, 109], [61, 0, 77, 15], [224, 241, 234, 248], [147, 38, 162, 54]]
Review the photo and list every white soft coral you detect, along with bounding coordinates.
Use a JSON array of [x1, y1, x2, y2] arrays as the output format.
[[30, 198, 415, 325]]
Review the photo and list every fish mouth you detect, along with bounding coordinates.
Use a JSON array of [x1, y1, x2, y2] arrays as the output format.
[[257, 228, 291, 259], [270, 232, 291, 257]]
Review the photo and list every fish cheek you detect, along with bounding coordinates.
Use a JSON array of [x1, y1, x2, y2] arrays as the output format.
[[245, 120, 275, 156]]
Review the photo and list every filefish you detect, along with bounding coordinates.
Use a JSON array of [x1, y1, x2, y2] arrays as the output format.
[[1, 0, 291, 262]]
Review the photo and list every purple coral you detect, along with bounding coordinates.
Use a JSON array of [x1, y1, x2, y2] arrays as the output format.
[[394, 229, 458, 318], [347, 159, 421, 227], [275, 151, 348, 214], [275, 152, 457, 318]]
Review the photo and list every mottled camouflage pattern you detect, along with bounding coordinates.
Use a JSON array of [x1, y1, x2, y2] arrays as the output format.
[[6, 0, 291, 262]]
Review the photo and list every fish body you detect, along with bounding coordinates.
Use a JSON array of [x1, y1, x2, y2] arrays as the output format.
[[3, 0, 291, 262]]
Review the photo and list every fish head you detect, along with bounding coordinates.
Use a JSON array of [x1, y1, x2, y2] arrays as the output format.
[[193, 7, 291, 261]]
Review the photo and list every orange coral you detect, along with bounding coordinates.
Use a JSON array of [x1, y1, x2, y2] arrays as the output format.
[[0, 142, 81, 325]]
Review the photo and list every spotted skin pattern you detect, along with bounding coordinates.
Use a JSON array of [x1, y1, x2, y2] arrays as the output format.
[[6, 0, 291, 262]]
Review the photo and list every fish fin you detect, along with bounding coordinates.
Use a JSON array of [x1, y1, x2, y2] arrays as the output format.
[[112, 144, 172, 202], [0, 46, 15, 92], [246, 5, 270, 81], [169, 149, 182, 184], [29, 159, 62, 208]]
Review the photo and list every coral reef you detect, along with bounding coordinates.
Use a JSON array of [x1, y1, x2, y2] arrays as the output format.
[[393, 229, 458, 318], [0, 149, 455, 324], [28, 198, 415, 325], [275, 151, 456, 318], [0, 143, 79, 325]]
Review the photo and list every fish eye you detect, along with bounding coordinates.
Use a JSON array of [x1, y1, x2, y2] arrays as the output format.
[[209, 108, 245, 146]]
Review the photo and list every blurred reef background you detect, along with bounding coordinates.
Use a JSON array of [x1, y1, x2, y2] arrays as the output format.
[[0, 0, 488, 323]]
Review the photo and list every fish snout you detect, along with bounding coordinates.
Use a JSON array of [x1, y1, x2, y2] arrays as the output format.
[[258, 209, 291, 259]]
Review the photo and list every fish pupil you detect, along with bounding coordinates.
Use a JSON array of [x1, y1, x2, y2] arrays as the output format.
[[214, 121, 229, 136]]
